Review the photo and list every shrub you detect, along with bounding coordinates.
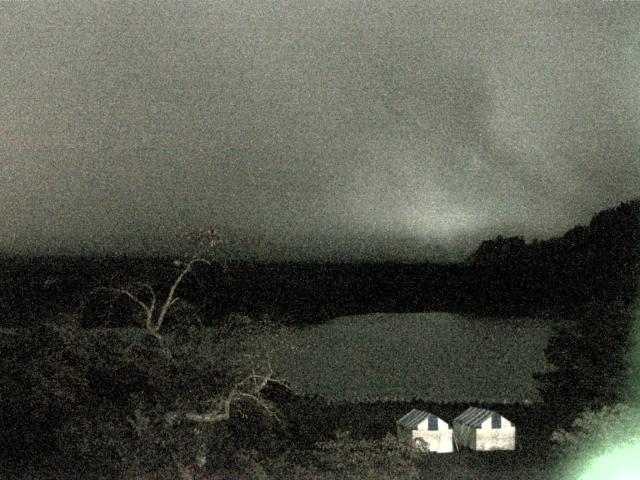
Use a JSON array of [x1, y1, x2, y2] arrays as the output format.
[[549, 403, 640, 480], [0, 317, 284, 478], [257, 431, 422, 480]]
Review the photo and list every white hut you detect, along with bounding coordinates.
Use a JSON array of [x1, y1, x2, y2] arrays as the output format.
[[396, 409, 454, 453], [452, 407, 516, 451]]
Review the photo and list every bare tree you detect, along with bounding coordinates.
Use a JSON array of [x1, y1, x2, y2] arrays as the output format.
[[101, 259, 209, 358], [95, 229, 219, 350], [98, 228, 289, 478]]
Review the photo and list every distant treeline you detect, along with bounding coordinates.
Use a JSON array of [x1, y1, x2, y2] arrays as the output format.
[[1, 199, 639, 327], [467, 199, 640, 313]]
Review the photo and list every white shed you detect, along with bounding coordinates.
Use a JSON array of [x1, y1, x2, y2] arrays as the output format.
[[452, 407, 516, 451], [396, 409, 454, 453]]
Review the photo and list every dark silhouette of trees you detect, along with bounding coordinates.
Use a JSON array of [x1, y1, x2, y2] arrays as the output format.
[[1, 199, 639, 327], [535, 303, 635, 424], [468, 235, 527, 266], [465, 199, 640, 314], [535, 200, 640, 423]]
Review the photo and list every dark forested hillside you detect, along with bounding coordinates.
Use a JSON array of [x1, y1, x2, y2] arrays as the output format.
[[465, 198, 640, 314], [1, 199, 638, 327]]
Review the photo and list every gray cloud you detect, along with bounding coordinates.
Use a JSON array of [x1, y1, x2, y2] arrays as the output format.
[[1, 1, 639, 259]]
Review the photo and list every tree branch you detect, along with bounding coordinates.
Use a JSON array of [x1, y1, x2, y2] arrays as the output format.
[[134, 282, 156, 316], [163, 365, 287, 426], [105, 287, 152, 319], [156, 258, 210, 332]]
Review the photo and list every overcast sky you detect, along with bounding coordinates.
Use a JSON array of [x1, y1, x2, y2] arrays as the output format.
[[1, 0, 639, 261]]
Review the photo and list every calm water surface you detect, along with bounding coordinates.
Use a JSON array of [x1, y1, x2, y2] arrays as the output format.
[[268, 312, 556, 403]]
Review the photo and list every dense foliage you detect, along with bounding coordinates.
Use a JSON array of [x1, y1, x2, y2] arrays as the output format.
[[535, 303, 636, 424], [0, 317, 283, 478], [260, 432, 422, 480], [534, 200, 640, 424]]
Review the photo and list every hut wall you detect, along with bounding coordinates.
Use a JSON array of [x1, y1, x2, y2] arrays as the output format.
[[412, 429, 454, 453], [475, 427, 516, 451], [454, 410, 516, 451]]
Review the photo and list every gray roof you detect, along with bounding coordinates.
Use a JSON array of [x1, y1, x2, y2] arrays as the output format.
[[397, 409, 439, 429], [453, 407, 507, 428]]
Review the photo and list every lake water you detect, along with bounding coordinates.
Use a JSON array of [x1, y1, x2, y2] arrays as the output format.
[[267, 312, 556, 403]]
